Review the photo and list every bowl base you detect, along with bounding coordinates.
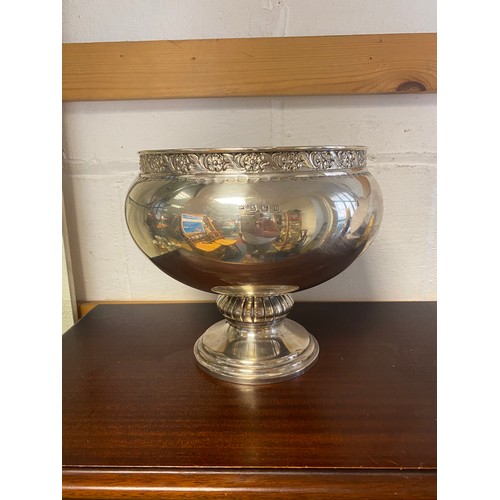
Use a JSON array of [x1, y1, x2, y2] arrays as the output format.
[[194, 318, 319, 385]]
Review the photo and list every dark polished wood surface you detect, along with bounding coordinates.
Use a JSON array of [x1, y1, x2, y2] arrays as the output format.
[[62, 302, 436, 499]]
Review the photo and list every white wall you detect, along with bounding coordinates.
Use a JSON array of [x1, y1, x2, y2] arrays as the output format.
[[62, 0, 436, 303], [63, 0, 436, 41]]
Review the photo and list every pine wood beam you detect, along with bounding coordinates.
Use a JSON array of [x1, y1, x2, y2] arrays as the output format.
[[62, 33, 436, 101]]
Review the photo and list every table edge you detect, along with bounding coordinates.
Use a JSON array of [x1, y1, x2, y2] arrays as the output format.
[[63, 466, 437, 499]]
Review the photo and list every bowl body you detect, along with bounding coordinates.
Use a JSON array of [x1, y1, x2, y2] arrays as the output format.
[[125, 147, 383, 293]]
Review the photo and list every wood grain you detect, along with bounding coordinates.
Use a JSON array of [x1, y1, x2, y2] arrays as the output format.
[[77, 300, 211, 318], [63, 468, 436, 499], [63, 302, 436, 499], [62, 33, 436, 101]]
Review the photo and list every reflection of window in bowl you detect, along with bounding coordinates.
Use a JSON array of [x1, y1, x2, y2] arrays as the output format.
[[125, 147, 383, 384], [181, 214, 206, 235]]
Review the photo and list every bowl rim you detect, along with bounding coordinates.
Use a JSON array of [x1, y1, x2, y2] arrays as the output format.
[[138, 145, 367, 155]]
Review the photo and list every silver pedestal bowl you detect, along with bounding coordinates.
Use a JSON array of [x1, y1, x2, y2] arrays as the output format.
[[125, 146, 383, 384]]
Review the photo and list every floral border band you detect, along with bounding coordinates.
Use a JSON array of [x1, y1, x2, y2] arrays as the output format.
[[139, 149, 368, 174]]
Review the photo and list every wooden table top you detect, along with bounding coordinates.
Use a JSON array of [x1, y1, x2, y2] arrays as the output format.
[[62, 302, 436, 499]]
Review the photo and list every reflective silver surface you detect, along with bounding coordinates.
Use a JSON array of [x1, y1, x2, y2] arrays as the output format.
[[125, 146, 383, 384]]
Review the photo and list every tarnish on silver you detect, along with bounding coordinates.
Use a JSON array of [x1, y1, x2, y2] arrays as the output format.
[[125, 145, 382, 384], [139, 147, 368, 174]]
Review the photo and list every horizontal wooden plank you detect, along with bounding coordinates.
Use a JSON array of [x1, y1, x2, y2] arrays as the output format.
[[63, 468, 437, 500], [77, 300, 212, 318], [62, 33, 436, 101]]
